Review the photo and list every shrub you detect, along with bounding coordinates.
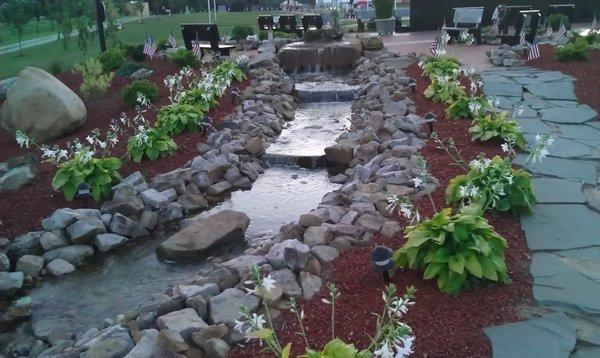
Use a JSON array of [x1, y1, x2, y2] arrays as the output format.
[[231, 25, 255, 40], [170, 48, 199, 68], [127, 127, 177, 162], [116, 61, 144, 77], [555, 37, 589, 62], [303, 29, 344, 42], [156, 103, 205, 135], [52, 149, 122, 201], [445, 96, 489, 120], [258, 30, 297, 40], [73, 58, 114, 98], [424, 77, 466, 104], [97, 47, 126, 72], [446, 156, 535, 214], [179, 88, 215, 112], [373, 0, 394, 19], [422, 56, 461, 79], [49, 60, 64, 75], [548, 13, 570, 31], [156, 38, 168, 51], [394, 206, 510, 295], [212, 60, 247, 83], [469, 111, 526, 148], [122, 43, 145, 62], [122, 79, 159, 107]]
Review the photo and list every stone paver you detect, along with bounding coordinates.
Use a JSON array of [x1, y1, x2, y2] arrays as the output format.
[[531, 178, 584, 204]]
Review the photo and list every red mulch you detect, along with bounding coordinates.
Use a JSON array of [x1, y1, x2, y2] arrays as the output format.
[[232, 64, 533, 358], [528, 45, 600, 114], [0, 57, 249, 238]]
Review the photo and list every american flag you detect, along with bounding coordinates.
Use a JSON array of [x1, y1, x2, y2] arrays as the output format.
[[528, 41, 540, 61], [192, 40, 202, 58], [143, 36, 157, 59], [546, 23, 553, 38], [489, 21, 499, 36], [558, 20, 567, 37], [519, 31, 526, 45], [491, 6, 500, 22], [430, 29, 440, 57], [592, 13, 598, 30], [167, 34, 177, 48]]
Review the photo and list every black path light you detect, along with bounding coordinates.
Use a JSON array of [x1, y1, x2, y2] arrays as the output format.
[[408, 78, 417, 94], [370, 245, 395, 282], [423, 110, 437, 136], [230, 86, 241, 104], [76, 183, 92, 198]]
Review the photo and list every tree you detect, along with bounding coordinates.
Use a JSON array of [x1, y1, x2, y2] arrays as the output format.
[[0, 0, 33, 56], [133, 0, 144, 23]]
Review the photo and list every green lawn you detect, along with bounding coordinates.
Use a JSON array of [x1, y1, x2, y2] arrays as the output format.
[[0, 18, 57, 46], [1, 11, 281, 79]]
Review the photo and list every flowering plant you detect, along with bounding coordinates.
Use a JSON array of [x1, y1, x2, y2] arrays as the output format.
[[468, 111, 526, 149], [394, 205, 510, 295], [424, 75, 466, 104], [457, 30, 475, 46], [445, 95, 490, 120], [126, 126, 177, 162], [420, 56, 461, 80], [156, 103, 206, 135]]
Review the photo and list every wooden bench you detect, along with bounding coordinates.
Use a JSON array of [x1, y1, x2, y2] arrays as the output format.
[[356, 9, 376, 33], [302, 14, 324, 32], [443, 7, 484, 45], [257, 15, 274, 31], [394, 7, 410, 32], [180, 23, 235, 58], [278, 15, 304, 37]]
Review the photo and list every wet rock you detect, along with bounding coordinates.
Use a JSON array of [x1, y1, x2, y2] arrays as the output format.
[[109, 213, 149, 238], [177, 194, 208, 213], [124, 329, 166, 357], [202, 338, 230, 358], [39, 230, 70, 251], [0, 271, 24, 297], [270, 268, 302, 299], [157, 202, 183, 222], [140, 189, 170, 209], [224, 167, 242, 183], [244, 137, 264, 155], [139, 211, 158, 231], [43, 244, 94, 266], [299, 212, 325, 227], [158, 210, 250, 263], [16, 255, 44, 278], [7, 231, 44, 262], [303, 226, 333, 247], [191, 324, 228, 347], [208, 181, 233, 196], [139, 294, 185, 317], [1, 252, 10, 271], [157, 329, 188, 353], [156, 308, 208, 341], [265, 239, 310, 270], [45, 258, 75, 276], [66, 217, 106, 244], [86, 327, 134, 358], [94, 233, 128, 252], [311, 245, 340, 262], [329, 173, 349, 183], [208, 288, 260, 325], [300, 271, 322, 300], [42, 208, 84, 230], [186, 283, 220, 299], [0, 153, 38, 191], [325, 144, 354, 166], [185, 295, 208, 320], [355, 214, 384, 232]]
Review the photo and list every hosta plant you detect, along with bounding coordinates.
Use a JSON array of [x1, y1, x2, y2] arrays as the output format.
[[394, 206, 510, 295], [421, 56, 461, 79], [156, 103, 204, 135], [127, 127, 177, 162], [424, 76, 466, 104], [446, 156, 535, 214], [445, 96, 490, 120], [469, 111, 526, 148], [178, 87, 217, 112], [212, 59, 247, 83]]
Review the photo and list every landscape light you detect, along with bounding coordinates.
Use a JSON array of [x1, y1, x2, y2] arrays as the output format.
[[76, 183, 92, 198], [408, 78, 417, 93], [423, 111, 437, 135], [370, 245, 395, 282]]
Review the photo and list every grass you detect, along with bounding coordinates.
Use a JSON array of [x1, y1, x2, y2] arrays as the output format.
[[1, 11, 282, 79], [0, 18, 57, 46]]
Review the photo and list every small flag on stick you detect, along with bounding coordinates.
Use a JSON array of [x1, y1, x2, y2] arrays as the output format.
[[546, 23, 553, 38], [192, 40, 202, 58], [143, 36, 157, 59], [430, 29, 440, 57], [558, 20, 567, 37], [167, 33, 177, 48], [592, 13, 598, 30], [519, 31, 526, 45], [528, 41, 540, 61], [489, 21, 499, 36]]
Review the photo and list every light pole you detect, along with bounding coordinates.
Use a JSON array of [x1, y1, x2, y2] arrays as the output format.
[[95, 0, 107, 52]]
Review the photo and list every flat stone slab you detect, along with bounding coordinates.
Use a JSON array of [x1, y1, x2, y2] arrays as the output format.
[[525, 82, 577, 100], [532, 253, 600, 315], [556, 123, 600, 142], [521, 204, 600, 251], [484, 313, 576, 358], [515, 118, 549, 134], [484, 82, 523, 97], [573, 347, 600, 358], [540, 106, 597, 124], [514, 155, 597, 184], [531, 178, 584, 204], [544, 138, 599, 160]]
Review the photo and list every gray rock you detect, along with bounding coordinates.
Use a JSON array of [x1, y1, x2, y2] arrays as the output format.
[[514, 155, 597, 184], [355, 214, 384, 232], [303, 226, 333, 247], [43, 244, 94, 266], [66, 217, 106, 244], [130, 68, 154, 80], [202, 338, 230, 358], [298, 212, 325, 227], [45, 258, 75, 276], [86, 327, 134, 358], [311, 245, 340, 262], [42, 208, 83, 230], [329, 236, 352, 252], [185, 295, 208, 320], [0, 154, 38, 191], [330, 224, 364, 239], [0, 271, 24, 297], [300, 271, 322, 300], [540, 105, 597, 124], [191, 324, 228, 347], [525, 82, 577, 101], [140, 189, 170, 209], [207, 181, 233, 196], [109, 213, 149, 238], [483, 81, 523, 97], [124, 329, 166, 358], [94, 233, 128, 252], [155, 308, 208, 341], [140, 211, 158, 231], [157, 329, 188, 353], [340, 211, 360, 225], [184, 283, 220, 299], [39, 230, 70, 251], [177, 194, 208, 212], [270, 268, 302, 298], [101, 186, 144, 216], [157, 210, 250, 262], [532, 178, 585, 204], [381, 221, 402, 237], [265, 239, 310, 270], [0, 252, 9, 271], [7, 231, 44, 262], [16, 255, 44, 278], [157, 202, 183, 222], [208, 288, 260, 325], [325, 144, 354, 166], [220, 255, 267, 279]]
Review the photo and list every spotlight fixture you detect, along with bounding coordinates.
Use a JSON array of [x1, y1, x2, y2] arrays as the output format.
[[76, 183, 91, 198], [408, 78, 417, 94], [370, 245, 395, 282], [423, 111, 437, 135]]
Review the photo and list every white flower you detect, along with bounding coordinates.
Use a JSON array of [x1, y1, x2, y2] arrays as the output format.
[[417, 61, 424, 68], [492, 182, 505, 196], [321, 298, 331, 305], [244, 286, 257, 296], [501, 142, 510, 153], [399, 203, 413, 219], [300, 310, 305, 320], [436, 48, 447, 57], [97, 140, 107, 149], [394, 335, 415, 358], [233, 319, 245, 333], [15, 131, 30, 148], [504, 173, 514, 185], [469, 158, 489, 172], [249, 313, 266, 330], [262, 274, 276, 292], [109, 137, 119, 145], [411, 177, 423, 188], [57, 149, 69, 161], [374, 342, 394, 358], [469, 101, 482, 115]]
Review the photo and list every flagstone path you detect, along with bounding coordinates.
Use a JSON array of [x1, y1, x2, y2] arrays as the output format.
[[479, 67, 600, 357]]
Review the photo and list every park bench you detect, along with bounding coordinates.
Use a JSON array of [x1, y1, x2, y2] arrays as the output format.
[[443, 7, 484, 44], [394, 8, 411, 32], [302, 14, 324, 32], [499, 5, 533, 34], [257, 15, 275, 31], [548, 4, 575, 22], [356, 9, 376, 33], [180, 23, 235, 58], [497, 9, 541, 46], [278, 15, 304, 37]]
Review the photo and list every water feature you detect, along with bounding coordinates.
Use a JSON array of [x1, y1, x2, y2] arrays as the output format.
[[27, 81, 354, 338]]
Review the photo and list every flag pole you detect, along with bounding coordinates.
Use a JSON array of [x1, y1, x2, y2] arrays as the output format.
[[213, 0, 218, 22], [207, 0, 212, 23]]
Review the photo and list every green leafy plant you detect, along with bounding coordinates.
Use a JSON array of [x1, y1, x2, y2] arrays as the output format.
[[212, 60, 247, 83], [73, 58, 114, 98], [170, 48, 199, 68], [231, 25, 255, 40], [555, 37, 589, 62], [394, 206, 510, 295], [178, 88, 216, 112], [116, 61, 144, 77], [97, 47, 126, 71], [156, 38, 168, 50], [122, 43, 146, 62], [446, 156, 535, 214], [424, 77, 466, 104], [469, 111, 526, 148], [302, 339, 371, 358], [126, 127, 177, 162], [373, 0, 394, 19], [258, 30, 298, 40], [122, 79, 159, 107], [548, 13, 570, 31], [445, 96, 489, 120], [49, 60, 64, 75], [52, 149, 122, 201], [156, 103, 204, 135], [303, 29, 344, 42], [421, 56, 461, 79]]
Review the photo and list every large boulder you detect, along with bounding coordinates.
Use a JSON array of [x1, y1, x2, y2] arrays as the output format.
[[157, 210, 250, 262], [1, 67, 86, 143]]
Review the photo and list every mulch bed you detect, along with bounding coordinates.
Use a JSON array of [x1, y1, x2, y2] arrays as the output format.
[[0, 57, 249, 238], [528, 45, 600, 114], [232, 63, 533, 358]]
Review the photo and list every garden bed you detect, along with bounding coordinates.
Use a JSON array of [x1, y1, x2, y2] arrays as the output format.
[[529, 45, 600, 114], [232, 62, 534, 357], [0, 57, 249, 238]]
